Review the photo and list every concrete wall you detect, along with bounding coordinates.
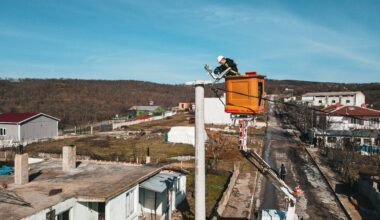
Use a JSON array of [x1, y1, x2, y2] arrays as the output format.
[[23, 185, 140, 220], [216, 162, 240, 216], [22, 198, 76, 220], [303, 94, 365, 107], [356, 93, 366, 106], [0, 123, 19, 145], [72, 202, 99, 220], [20, 115, 58, 145], [106, 185, 139, 220], [341, 96, 355, 105], [113, 112, 175, 130]]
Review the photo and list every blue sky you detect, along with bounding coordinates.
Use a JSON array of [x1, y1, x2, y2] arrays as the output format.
[[0, 0, 379, 84]]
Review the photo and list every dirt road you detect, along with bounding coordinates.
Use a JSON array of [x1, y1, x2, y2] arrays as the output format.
[[254, 99, 348, 220]]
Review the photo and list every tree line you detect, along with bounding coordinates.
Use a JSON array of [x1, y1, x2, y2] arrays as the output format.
[[1, 78, 379, 129]]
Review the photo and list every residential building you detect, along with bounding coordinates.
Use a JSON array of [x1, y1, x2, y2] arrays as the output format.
[[128, 106, 164, 118], [309, 128, 380, 148], [0, 155, 186, 220], [178, 102, 193, 111], [301, 91, 365, 107], [283, 96, 296, 103], [0, 112, 59, 146], [317, 105, 380, 130]]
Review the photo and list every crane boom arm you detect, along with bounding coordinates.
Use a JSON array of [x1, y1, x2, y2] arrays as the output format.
[[241, 149, 296, 203]]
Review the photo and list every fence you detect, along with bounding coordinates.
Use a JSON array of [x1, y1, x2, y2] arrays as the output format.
[[112, 111, 176, 130]]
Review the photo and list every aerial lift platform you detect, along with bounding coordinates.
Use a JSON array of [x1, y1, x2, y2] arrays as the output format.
[[205, 65, 298, 220]]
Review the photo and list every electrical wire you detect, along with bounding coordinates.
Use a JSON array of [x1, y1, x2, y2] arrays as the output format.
[[211, 85, 380, 125]]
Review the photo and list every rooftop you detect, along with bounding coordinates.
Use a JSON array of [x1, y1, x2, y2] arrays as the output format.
[[321, 105, 380, 117], [0, 112, 59, 124], [302, 91, 363, 96], [140, 172, 180, 193], [0, 159, 163, 220], [313, 129, 380, 138], [129, 105, 162, 111]]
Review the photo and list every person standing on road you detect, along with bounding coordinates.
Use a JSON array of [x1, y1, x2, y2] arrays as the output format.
[[214, 55, 240, 77], [280, 164, 286, 181]]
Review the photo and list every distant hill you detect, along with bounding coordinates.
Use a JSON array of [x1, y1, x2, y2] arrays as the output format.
[[0, 78, 379, 128]]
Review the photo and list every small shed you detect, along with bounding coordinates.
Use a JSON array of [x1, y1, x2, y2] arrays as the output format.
[[139, 171, 186, 220]]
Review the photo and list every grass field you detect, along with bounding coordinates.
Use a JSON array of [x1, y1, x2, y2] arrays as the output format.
[[26, 134, 194, 162]]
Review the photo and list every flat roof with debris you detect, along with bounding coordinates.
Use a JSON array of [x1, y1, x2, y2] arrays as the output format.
[[0, 159, 164, 220]]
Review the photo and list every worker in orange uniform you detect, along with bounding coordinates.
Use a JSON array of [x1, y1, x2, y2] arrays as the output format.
[[214, 55, 240, 77]]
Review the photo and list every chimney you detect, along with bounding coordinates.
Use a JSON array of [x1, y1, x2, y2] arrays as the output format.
[[15, 153, 28, 185], [361, 104, 367, 108], [336, 103, 341, 108], [62, 145, 76, 171], [146, 147, 151, 164]]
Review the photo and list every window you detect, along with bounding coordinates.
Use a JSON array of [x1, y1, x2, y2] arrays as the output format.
[[327, 137, 337, 143], [98, 202, 105, 220], [332, 100, 336, 104], [364, 139, 371, 145], [318, 100, 322, 104], [346, 100, 350, 104], [56, 210, 70, 220], [351, 118, 362, 124], [126, 190, 135, 218], [370, 118, 380, 125], [0, 128, 6, 136]]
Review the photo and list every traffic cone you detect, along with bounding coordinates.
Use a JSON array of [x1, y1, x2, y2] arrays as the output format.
[[295, 185, 301, 195]]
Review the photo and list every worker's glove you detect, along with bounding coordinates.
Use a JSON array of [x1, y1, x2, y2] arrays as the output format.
[[213, 68, 221, 75]]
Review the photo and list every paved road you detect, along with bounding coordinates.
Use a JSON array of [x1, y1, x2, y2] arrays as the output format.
[[255, 99, 347, 220]]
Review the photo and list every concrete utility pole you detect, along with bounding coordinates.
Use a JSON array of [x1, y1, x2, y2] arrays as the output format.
[[185, 80, 211, 220]]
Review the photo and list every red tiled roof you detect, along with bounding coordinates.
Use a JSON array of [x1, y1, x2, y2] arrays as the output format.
[[329, 106, 380, 117], [0, 113, 39, 123], [321, 105, 338, 113]]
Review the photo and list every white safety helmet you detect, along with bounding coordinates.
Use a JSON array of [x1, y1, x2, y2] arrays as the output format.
[[217, 55, 225, 62]]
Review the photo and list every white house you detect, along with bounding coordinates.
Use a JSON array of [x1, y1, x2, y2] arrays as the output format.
[[318, 105, 380, 130], [309, 128, 380, 148], [0, 112, 59, 146], [0, 157, 186, 220], [301, 91, 365, 107]]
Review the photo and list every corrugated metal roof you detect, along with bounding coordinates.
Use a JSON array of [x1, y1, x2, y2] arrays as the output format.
[[302, 91, 362, 96], [0, 113, 38, 123], [129, 106, 162, 111], [0, 112, 59, 124], [139, 172, 180, 193], [313, 129, 380, 138]]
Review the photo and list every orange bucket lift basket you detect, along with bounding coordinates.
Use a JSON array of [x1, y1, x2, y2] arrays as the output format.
[[224, 72, 266, 114]]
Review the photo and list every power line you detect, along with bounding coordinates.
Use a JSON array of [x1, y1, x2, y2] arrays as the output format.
[[211, 86, 380, 125]]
